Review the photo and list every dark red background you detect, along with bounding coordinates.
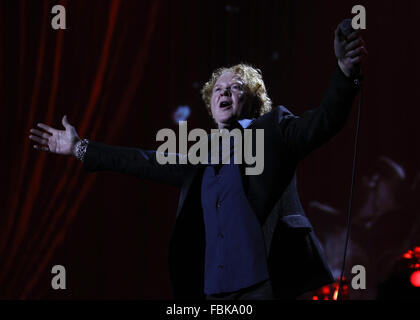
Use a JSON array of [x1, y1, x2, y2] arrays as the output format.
[[1, 0, 419, 299]]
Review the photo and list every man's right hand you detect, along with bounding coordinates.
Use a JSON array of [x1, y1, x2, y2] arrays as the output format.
[[29, 115, 80, 156]]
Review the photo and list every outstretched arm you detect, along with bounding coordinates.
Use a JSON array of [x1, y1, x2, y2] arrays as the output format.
[[29, 116, 192, 187], [82, 141, 192, 187], [276, 23, 367, 159]]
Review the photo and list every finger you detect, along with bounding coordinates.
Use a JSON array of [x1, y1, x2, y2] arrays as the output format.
[[347, 31, 361, 41], [62, 115, 71, 130], [37, 123, 56, 134], [345, 47, 365, 58], [30, 128, 51, 139], [29, 135, 48, 145], [345, 38, 363, 52], [34, 145, 49, 152], [350, 56, 362, 64]]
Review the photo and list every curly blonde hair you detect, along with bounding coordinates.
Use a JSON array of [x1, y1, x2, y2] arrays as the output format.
[[201, 64, 272, 119]]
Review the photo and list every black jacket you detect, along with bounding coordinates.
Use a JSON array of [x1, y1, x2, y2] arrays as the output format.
[[83, 65, 361, 299]]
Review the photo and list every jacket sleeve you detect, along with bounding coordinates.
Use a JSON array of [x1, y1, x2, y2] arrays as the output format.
[[82, 141, 193, 187], [275, 65, 362, 159]]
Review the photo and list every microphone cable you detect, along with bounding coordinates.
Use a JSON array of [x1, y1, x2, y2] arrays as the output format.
[[337, 80, 363, 300]]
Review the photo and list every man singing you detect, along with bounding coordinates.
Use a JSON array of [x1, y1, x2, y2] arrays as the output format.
[[29, 23, 367, 300]]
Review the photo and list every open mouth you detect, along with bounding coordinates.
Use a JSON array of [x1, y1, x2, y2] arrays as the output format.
[[220, 101, 233, 109]]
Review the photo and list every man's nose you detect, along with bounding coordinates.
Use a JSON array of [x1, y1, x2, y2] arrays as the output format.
[[221, 88, 231, 96]]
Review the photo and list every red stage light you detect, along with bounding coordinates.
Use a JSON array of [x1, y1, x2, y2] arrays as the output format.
[[321, 286, 330, 295], [403, 253, 412, 259], [410, 270, 420, 287]]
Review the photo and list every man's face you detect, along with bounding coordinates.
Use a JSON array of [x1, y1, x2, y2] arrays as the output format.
[[210, 71, 248, 129]]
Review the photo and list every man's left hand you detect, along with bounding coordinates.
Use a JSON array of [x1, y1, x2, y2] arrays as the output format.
[[334, 24, 368, 78]]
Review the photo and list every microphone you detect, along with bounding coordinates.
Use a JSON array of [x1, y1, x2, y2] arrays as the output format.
[[339, 19, 354, 37]]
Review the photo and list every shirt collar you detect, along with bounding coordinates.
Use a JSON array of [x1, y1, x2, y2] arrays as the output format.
[[214, 119, 256, 133], [237, 118, 256, 129]]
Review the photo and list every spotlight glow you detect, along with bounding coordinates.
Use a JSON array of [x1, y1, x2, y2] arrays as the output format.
[[410, 270, 420, 287]]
